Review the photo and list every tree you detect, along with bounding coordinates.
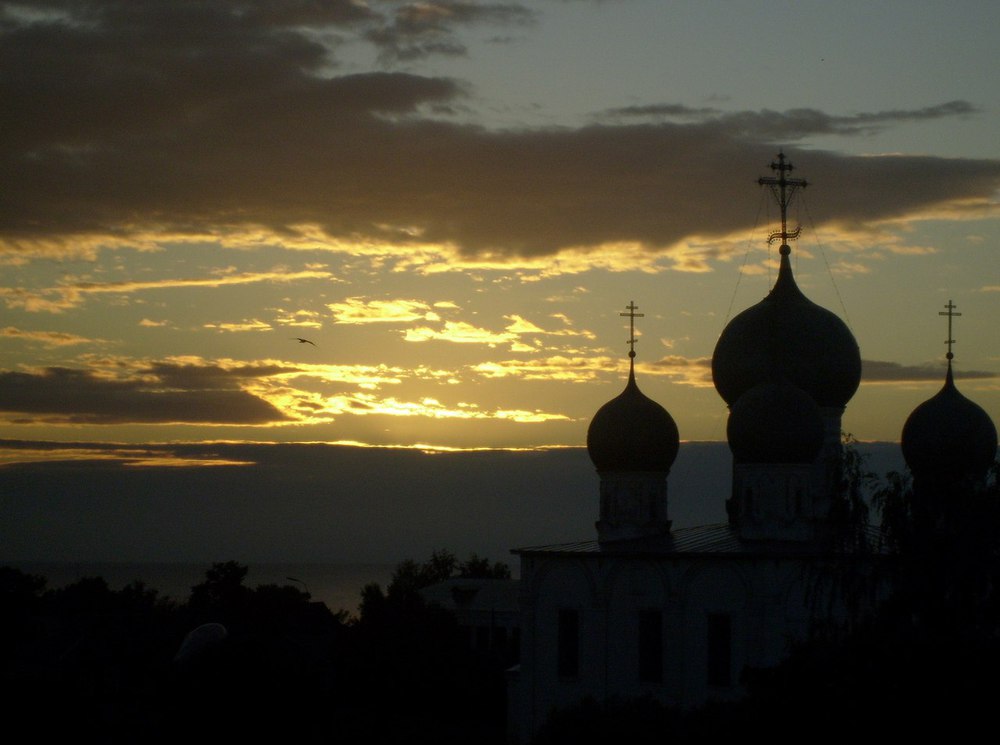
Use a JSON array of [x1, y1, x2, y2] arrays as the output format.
[[459, 552, 512, 579], [360, 549, 513, 617], [186, 560, 252, 624]]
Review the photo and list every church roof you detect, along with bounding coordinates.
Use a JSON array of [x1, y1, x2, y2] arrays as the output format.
[[586, 301, 679, 473], [512, 522, 887, 558], [900, 300, 998, 480], [586, 365, 679, 472], [711, 249, 862, 409], [901, 363, 998, 479]]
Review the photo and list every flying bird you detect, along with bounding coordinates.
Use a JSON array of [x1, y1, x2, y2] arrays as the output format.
[[292, 337, 316, 346]]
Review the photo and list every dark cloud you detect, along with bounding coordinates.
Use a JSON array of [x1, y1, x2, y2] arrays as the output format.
[[601, 101, 980, 139], [861, 359, 998, 382], [2, 1, 998, 261], [367, 2, 536, 62], [146, 361, 299, 389], [0, 365, 291, 424], [600, 103, 722, 119]]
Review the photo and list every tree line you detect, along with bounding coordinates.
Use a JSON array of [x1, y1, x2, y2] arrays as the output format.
[[1, 550, 512, 745]]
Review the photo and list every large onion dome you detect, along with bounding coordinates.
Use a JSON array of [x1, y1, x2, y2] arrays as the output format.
[[901, 364, 998, 480], [727, 381, 825, 464], [587, 365, 679, 473], [712, 246, 861, 409]]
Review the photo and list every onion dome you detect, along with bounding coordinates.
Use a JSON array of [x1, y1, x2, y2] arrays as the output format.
[[587, 363, 679, 473], [727, 381, 825, 464], [712, 245, 861, 409], [901, 363, 998, 480]]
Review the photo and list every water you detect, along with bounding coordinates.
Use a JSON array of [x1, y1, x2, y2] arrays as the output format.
[[4, 561, 396, 616]]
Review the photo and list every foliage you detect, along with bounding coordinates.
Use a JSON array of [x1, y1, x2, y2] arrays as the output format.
[[1, 553, 511, 744], [830, 432, 875, 543], [459, 552, 512, 580], [872, 458, 1000, 636], [531, 696, 680, 745], [748, 455, 1000, 740], [359, 548, 512, 619], [347, 550, 513, 743]]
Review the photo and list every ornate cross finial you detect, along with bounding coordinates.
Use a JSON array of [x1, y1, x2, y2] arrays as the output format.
[[758, 151, 808, 254], [620, 300, 644, 359], [939, 299, 961, 361]]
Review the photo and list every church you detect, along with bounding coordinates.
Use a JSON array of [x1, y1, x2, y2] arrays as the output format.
[[505, 154, 998, 744]]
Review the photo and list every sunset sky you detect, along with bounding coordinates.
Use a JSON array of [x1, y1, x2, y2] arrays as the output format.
[[2, 0, 998, 467]]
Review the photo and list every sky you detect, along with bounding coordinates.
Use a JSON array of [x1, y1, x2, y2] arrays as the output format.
[[1, 0, 999, 471]]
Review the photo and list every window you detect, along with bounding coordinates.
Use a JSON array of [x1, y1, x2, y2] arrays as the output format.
[[638, 609, 663, 683], [476, 625, 490, 650], [706, 612, 731, 687], [557, 609, 579, 677]]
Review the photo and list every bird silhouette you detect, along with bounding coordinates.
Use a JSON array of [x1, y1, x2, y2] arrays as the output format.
[[292, 337, 316, 346]]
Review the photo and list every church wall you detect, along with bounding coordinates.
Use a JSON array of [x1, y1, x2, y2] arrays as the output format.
[[513, 551, 833, 742], [515, 556, 603, 738], [604, 559, 671, 700], [674, 559, 749, 705]]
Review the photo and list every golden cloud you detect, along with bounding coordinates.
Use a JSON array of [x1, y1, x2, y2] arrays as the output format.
[[0, 269, 335, 313], [404, 321, 517, 345], [328, 297, 437, 324], [0, 327, 97, 346], [203, 320, 273, 333]]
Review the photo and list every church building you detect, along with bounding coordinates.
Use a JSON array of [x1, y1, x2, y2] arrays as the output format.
[[506, 154, 998, 744]]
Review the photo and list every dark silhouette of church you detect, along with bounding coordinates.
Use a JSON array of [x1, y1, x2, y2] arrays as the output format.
[[506, 154, 998, 744]]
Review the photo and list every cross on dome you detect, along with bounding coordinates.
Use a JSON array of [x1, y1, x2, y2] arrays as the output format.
[[620, 300, 644, 360], [758, 151, 808, 254], [939, 299, 961, 362]]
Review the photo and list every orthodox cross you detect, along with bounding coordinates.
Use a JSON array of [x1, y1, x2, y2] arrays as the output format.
[[758, 151, 808, 250], [939, 299, 961, 361], [620, 301, 644, 359]]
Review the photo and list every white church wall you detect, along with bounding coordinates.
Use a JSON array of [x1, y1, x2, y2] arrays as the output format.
[[518, 557, 602, 735], [604, 559, 671, 700], [676, 559, 749, 705], [513, 550, 855, 743]]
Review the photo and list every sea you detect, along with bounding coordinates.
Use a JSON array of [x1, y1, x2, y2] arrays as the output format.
[[4, 561, 397, 617]]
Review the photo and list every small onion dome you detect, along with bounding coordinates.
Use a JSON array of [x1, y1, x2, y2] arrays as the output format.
[[727, 381, 825, 464], [587, 366, 679, 472], [901, 365, 998, 479], [712, 247, 861, 409]]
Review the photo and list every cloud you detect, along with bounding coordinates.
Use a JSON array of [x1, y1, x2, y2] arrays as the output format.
[[0, 365, 291, 425], [600, 101, 980, 139], [505, 314, 595, 339], [646, 355, 715, 387], [405, 320, 517, 345], [0, 439, 255, 468], [274, 309, 324, 329], [329, 297, 439, 324], [0, 353, 578, 428], [0, 268, 334, 313], [398, 312, 596, 347], [366, 1, 536, 62], [861, 359, 998, 383], [474, 355, 615, 382], [315, 392, 567, 423], [0, 326, 97, 346], [2, 1, 998, 272], [203, 320, 274, 333]]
